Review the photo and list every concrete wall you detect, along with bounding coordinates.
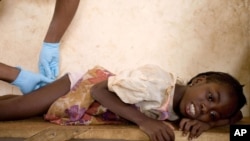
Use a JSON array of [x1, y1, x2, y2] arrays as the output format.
[[0, 0, 249, 116]]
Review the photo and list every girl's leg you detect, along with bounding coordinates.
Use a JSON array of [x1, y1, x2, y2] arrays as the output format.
[[0, 74, 71, 121]]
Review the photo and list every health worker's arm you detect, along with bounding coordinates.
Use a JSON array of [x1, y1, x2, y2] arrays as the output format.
[[44, 0, 80, 42], [39, 0, 80, 79]]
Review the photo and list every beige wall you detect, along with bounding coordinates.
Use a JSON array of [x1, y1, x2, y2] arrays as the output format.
[[0, 0, 249, 116]]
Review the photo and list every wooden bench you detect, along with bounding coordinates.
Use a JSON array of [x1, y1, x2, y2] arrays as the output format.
[[0, 117, 249, 141]]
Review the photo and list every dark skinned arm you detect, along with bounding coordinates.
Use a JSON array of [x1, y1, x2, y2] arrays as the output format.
[[39, 0, 80, 79], [210, 110, 243, 127], [179, 111, 243, 140], [0, 62, 71, 120], [0, 63, 20, 83], [90, 80, 175, 141], [44, 0, 80, 42]]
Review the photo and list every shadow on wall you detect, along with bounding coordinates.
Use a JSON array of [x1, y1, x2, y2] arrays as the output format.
[[183, 0, 250, 116], [0, 0, 5, 19], [0, 0, 52, 19], [235, 46, 250, 116]]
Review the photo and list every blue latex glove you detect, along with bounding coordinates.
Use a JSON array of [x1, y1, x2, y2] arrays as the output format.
[[11, 67, 53, 94], [39, 42, 60, 80]]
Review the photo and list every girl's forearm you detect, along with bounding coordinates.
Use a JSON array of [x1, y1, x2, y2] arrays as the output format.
[[91, 80, 176, 141], [208, 119, 230, 128], [209, 111, 243, 127]]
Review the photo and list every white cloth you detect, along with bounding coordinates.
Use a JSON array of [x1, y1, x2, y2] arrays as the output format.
[[108, 64, 182, 121], [68, 72, 84, 89]]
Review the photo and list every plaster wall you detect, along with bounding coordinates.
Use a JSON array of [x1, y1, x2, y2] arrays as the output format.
[[0, 0, 249, 116]]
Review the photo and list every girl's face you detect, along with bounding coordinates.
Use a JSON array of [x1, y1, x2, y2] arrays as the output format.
[[179, 77, 238, 122]]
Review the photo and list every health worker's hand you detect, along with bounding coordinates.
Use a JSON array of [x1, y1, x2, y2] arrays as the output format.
[[39, 42, 60, 79], [12, 67, 53, 94]]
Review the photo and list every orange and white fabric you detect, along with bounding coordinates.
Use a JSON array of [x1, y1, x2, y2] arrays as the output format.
[[45, 65, 183, 125]]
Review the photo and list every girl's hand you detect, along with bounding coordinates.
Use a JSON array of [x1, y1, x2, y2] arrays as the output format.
[[179, 118, 211, 140], [139, 118, 175, 141]]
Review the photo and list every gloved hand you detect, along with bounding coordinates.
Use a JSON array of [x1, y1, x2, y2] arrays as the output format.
[[11, 67, 53, 94], [39, 42, 60, 80]]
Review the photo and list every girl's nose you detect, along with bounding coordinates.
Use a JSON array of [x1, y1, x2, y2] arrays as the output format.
[[201, 103, 208, 114]]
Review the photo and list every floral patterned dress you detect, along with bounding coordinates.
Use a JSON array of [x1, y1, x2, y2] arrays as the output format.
[[45, 66, 129, 125], [45, 65, 182, 125]]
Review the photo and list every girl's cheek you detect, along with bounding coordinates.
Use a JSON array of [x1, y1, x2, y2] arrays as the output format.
[[198, 115, 210, 122]]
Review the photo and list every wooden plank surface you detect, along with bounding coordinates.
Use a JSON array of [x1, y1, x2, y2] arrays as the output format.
[[0, 117, 249, 141]]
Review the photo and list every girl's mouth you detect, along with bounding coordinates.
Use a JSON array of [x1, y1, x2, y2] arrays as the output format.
[[186, 103, 196, 118], [190, 103, 195, 116]]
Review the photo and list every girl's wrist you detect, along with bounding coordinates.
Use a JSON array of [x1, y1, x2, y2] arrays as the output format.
[[133, 113, 153, 126], [208, 121, 215, 128]]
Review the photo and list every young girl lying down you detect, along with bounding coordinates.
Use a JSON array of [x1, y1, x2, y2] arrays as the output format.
[[0, 62, 247, 141]]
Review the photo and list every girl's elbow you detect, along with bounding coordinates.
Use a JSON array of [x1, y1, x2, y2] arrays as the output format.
[[90, 80, 108, 100], [90, 84, 98, 99]]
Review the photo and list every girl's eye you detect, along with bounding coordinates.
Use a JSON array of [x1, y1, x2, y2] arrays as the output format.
[[210, 111, 217, 121], [208, 93, 213, 102]]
